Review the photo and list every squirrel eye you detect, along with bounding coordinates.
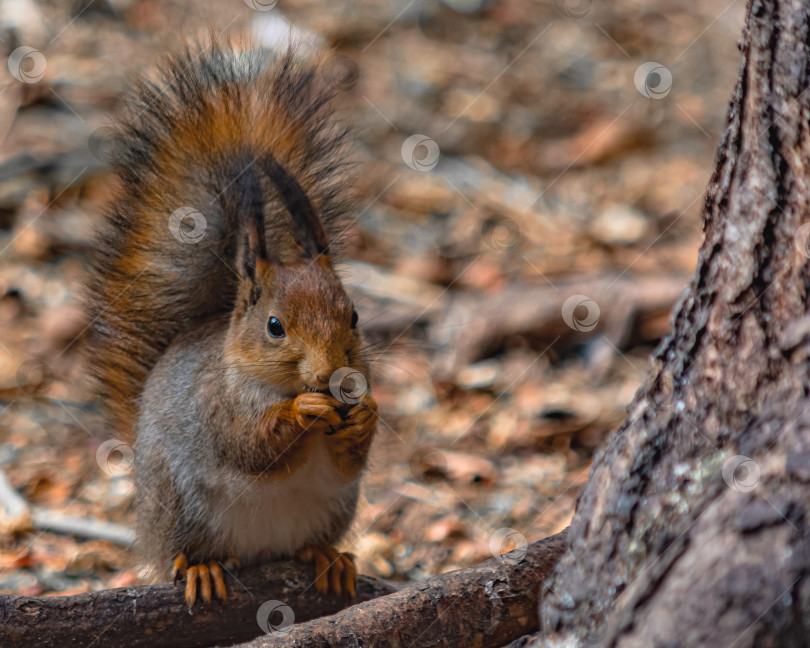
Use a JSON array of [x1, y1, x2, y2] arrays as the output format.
[[267, 316, 285, 338], [351, 310, 358, 329]]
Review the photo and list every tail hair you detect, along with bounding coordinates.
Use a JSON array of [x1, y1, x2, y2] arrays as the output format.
[[85, 40, 354, 441]]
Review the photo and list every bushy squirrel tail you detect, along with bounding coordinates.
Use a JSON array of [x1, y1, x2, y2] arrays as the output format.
[[85, 41, 353, 442]]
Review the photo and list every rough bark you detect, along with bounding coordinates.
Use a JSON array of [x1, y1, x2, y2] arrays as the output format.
[[0, 559, 398, 648], [237, 530, 567, 648], [538, 0, 810, 645]]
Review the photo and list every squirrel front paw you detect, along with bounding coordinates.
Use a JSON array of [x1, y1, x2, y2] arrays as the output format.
[[293, 392, 343, 434], [293, 392, 378, 477], [297, 545, 357, 596], [329, 394, 378, 440], [324, 394, 378, 478], [174, 553, 235, 609]]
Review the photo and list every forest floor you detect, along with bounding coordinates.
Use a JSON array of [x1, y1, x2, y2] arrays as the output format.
[[0, 0, 744, 595]]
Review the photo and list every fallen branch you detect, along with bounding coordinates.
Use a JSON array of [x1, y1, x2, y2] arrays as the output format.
[[0, 464, 135, 546], [0, 558, 399, 648], [430, 274, 688, 377], [0, 530, 567, 648], [237, 530, 568, 648]]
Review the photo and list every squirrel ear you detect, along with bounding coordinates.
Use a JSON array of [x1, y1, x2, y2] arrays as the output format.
[[234, 224, 273, 315], [237, 223, 270, 285], [230, 165, 270, 307], [262, 154, 330, 261]]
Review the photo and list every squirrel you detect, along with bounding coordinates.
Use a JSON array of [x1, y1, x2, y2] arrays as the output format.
[[84, 41, 379, 608]]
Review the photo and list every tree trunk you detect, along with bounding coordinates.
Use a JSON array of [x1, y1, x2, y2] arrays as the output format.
[[537, 0, 810, 646]]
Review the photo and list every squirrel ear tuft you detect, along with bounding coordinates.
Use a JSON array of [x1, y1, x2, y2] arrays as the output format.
[[234, 226, 273, 315], [229, 163, 269, 302], [262, 154, 330, 261], [237, 225, 270, 285]]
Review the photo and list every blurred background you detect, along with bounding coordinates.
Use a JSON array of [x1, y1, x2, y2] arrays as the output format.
[[0, 0, 745, 595]]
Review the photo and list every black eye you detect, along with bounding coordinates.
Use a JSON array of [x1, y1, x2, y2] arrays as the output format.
[[267, 316, 285, 338], [351, 310, 358, 329]]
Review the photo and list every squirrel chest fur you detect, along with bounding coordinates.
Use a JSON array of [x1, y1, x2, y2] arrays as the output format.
[[136, 322, 360, 566], [85, 43, 378, 606]]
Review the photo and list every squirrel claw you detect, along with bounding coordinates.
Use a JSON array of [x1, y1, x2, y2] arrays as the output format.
[[298, 546, 357, 597], [210, 562, 227, 602], [173, 553, 188, 583], [185, 565, 199, 608], [198, 564, 212, 603], [175, 556, 228, 608]]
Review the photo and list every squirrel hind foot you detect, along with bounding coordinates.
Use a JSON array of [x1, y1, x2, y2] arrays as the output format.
[[173, 555, 229, 608], [297, 545, 357, 597]]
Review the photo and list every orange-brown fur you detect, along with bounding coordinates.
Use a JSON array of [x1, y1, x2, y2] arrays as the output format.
[[85, 41, 376, 606], [86, 42, 354, 443]]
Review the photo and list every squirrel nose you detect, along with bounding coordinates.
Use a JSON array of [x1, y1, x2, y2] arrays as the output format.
[[310, 354, 349, 390]]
